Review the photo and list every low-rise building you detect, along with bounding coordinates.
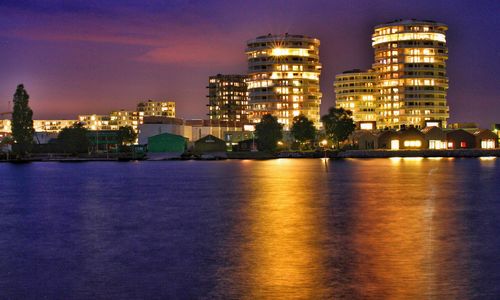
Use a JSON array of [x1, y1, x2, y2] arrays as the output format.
[[377, 130, 399, 149], [193, 135, 227, 155], [137, 100, 176, 121], [422, 126, 447, 149], [353, 131, 378, 150], [78, 114, 112, 131], [446, 129, 475, 149], [33, 120, 77, 133], [148, 133, 187, 153], [110, 110, 140, 132], [474, 129, 498, 149]]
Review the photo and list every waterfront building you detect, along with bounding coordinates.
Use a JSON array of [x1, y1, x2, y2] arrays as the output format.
[[352, 130, 379, 150], [137, 100, 176, 120], [207, 74, 249, 123], [193, 135, 227, 155], [473, 129, 498, 149], [372, 19, 449, 129], [422, 126, 447, 149], [246, 33, 322, 129], [78, 114, 112, 130], [334, 69, 377, 124], [446, 129, 475, 149], [148, 133, 187, 154], [110, 110, 140, 132], [33, 120, 77, 133]]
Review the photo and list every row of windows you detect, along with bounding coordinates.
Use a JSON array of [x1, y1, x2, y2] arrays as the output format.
[[248, 41, 316, 48]]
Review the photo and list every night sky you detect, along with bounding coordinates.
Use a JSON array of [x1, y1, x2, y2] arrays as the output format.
[[1, 0, 499, 127]]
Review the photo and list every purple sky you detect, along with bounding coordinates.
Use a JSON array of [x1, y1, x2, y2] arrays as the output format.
[[1, 0, 499, 127]]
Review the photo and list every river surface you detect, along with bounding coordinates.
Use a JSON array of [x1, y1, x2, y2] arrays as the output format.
[[0, 158, 499, 299]]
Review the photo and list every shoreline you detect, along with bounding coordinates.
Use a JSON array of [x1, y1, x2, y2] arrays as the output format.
[[1, 149, 499, 162]]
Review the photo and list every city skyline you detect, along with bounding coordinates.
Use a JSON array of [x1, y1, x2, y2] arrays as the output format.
[[0, 0, 499, 127]]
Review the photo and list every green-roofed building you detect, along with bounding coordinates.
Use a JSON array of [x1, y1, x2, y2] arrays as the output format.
[[147, 132, 187, 153]]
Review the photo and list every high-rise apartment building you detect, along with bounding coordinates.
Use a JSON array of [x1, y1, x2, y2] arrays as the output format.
[[334, 69, 377, 123], [207, 74, 249, 123], [372, 19, 449, 129], [246, 34, 322, 129]]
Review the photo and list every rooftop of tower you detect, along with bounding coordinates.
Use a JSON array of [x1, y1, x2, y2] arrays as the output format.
[[247, 33, 320, 45], [375, 19, 447, 29]]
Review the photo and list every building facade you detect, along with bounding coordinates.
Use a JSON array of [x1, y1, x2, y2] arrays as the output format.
[[246, 34, 322, 129], [207, 74, 249, 123], [110, 110, 140, 132], [137, 100, 176, 119], [334, 69, 377, 124], [372, 19, 449, 129], [33, 120, 77, 132], [78, 114, 112, 131]]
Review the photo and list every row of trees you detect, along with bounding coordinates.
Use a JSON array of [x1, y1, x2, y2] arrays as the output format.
[[255, 107, 356, 152], [58, 123, 137, 154], [3, 84, 136, 157], [4, 84, 355, 155]]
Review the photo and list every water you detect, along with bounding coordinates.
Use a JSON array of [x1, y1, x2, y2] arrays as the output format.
[[0, 158, 499, 299]]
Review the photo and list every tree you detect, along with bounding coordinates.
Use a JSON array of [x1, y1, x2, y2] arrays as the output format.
[[118, 126, 137, 146], [321, 107, 356, 149], [58, 123, 89, 154], [255, 114, 283, 152], [11, 84, 34, 156], [291, 114, 317, 150]]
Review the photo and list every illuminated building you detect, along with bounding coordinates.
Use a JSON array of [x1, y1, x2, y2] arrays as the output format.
[[110, 110, 140, 132], [207, 74, 249, 123], [0, 119, 11, 134], [334, 69, 377, 124], [78, 114, 111, 130], [3, 119, 76, 133], [246, 34, 322, 129], [33, 120, 77, 132], [137, 100, 176, 122], [372, 19, 449, 129]]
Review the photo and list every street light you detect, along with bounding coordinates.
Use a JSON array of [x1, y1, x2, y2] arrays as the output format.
[[321, 139, 328, 159]]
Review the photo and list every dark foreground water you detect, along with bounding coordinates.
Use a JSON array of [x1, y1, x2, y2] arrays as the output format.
[[1, 158, 499, 299]]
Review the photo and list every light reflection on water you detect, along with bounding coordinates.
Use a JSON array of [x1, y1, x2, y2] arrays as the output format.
[[0, 159, 499, 299]]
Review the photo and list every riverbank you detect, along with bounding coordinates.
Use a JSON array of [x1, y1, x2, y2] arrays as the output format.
[[1, 149, 499, 162], [335, 149, 500, 158]]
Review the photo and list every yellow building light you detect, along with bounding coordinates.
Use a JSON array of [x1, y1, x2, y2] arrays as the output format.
[[271, 48, 310, 57], [391, 140, 400, 150], [372, 32, 446, 46], [404, 140, 422, 148]]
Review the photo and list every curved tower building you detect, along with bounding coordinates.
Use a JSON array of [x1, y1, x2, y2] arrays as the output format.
[[246, 34, 322, 129], [372, 20, 449, 129]]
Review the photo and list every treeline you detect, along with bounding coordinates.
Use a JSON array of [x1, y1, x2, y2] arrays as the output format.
[[2, 84, 137, 158], [254, 107, 356, 152]]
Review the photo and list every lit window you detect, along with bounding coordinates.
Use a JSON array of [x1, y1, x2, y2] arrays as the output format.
[[481, 140, 495, 149], [391, 140, 400, 150], [403, 140, 422, 148]]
